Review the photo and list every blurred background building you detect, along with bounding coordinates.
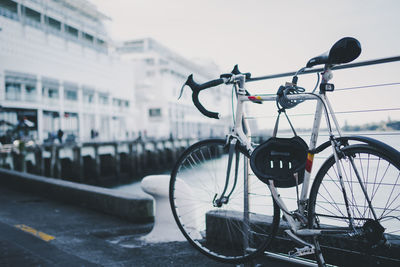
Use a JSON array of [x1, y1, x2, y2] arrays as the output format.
[[0, 0, 135, 143], [0, 0, 230, 144], [117, 38, 230, 139]]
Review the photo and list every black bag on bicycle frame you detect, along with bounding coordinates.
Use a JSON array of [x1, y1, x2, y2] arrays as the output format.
[[250, 110, 308, 188]]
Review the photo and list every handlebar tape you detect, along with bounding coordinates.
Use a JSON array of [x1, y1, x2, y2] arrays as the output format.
[[185, 74, 224, 119]]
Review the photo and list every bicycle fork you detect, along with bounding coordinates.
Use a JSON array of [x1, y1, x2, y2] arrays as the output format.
[[213, 138, 240, 207], [331, 140, 381, 231], [330, 139, 358, 230], [336, 146, 386, 245]]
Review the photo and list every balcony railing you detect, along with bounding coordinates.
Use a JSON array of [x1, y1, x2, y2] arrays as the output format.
[[42, 97, 59, 106], [0, 6, 108, 54], [5, 91, 37, 102]]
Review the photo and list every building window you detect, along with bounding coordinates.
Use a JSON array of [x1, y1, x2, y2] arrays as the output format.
[[5, 82, 21, 101], [43, 111, 60, 137], [97, 39, 106, 47], [83, 91, 94, 104], [112, 98, 123, 107], [82, 32, 94, 43], [25, 85, 35, 93], [99, 94, 108, 105], [25, 85, 36, 101], [63, 112, 78, 136], [48, 88, 59, 98], [24, 7, 41, 23], [149, 108, 161, 117], [159, 59, 169, 65], [65, 25, 78, 38], [118, 40, 144, 53], [65, 89, 77, 101], [42, 77, 59, 102], [145, 58, 155, 65], [46, 16, 61, 30], [0, 0, 17, 13]]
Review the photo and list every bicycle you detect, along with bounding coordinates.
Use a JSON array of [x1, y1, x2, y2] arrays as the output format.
[[169, 37, 400, 266]]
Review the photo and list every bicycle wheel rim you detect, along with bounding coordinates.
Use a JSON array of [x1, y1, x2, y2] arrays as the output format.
[[309, 145, 400, 263], [169, 139, 279, 263]]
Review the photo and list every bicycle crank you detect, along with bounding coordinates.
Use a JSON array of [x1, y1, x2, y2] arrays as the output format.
[[289, 246, 315, 257]]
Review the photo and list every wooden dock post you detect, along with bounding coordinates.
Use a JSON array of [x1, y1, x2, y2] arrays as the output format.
[[72, 145, 83, 182], [34, 146, 44, 175], [49, 145, 57, 177], [114, 143, 120, 179], [128, 142, 135, 177], [94, 144, 101, 181], [55, 146, 61, 178]]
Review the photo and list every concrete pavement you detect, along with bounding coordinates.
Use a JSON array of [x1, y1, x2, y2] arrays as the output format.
[[0, 186, 302, 267]]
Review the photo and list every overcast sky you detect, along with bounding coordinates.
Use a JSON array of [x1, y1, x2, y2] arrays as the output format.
[[91, 0, 400, 127]]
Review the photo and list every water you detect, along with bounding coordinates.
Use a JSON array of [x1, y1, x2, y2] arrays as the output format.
[[113, 131, 400, 192]]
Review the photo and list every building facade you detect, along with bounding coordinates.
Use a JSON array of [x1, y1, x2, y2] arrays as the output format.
[[117, 38, 231, 139], [0, 0, 135, 143], [0, 1, 232, 144]]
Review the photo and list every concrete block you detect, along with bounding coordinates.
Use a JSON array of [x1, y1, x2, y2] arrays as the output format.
[[0, 168, 153, 223], [140, 175, 188, 243], [206, 210, 400, 266]]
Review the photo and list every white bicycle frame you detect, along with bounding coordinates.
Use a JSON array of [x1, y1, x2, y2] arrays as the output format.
[[229, 74, 346, 236]]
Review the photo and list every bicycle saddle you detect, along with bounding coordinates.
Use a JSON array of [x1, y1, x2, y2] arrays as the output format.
[[306, 37, 361, 68]]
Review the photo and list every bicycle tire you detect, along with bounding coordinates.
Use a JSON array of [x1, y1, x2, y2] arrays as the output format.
[[308, 144, 400, 266], [169, 138, 280, 263]]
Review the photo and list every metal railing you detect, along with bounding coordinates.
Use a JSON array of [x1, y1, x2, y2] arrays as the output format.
[[245, 55, 400, 137], [241, 56, 400, 266], [247, 56, 400, 82]]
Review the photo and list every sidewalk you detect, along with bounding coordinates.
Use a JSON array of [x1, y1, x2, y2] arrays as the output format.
[[0, 186, 300, 267]]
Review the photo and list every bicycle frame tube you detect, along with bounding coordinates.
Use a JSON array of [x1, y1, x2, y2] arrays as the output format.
[[299, 97, 324, 213], [234, 91, 325, 230], [232, 85, 360, 235]]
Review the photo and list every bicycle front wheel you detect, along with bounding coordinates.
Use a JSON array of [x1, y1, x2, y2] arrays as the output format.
[[308, 144, 400, 265], [169, 139, 280, 263]]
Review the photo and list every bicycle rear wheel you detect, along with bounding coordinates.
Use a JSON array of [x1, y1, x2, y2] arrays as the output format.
[[169, 139, 280, 263], [308, 144, 400, 265]]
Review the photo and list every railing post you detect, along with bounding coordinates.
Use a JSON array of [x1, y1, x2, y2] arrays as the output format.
[[161, 140, 167, 168], [94, 144, 101, 182], [34, 146, 44, 175], [141, 141, 146, 173], [15, 141, 27, 173], [49, 144, 57, 177], [55, 146, 61, 178], [114, 142, 120, 178], [128, 142, 134, 177], [72, 145, 83, 182]]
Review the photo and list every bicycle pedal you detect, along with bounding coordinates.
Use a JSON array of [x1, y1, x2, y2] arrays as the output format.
[[288, 246, 315, 257]]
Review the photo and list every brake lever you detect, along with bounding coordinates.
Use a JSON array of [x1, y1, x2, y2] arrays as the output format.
[[178, 83, 186, 100], [178, 74, 195, 100]]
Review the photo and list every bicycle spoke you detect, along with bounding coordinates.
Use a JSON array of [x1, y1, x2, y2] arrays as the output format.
[[170, 139, 278, 262], [310, 145, 400, 256]]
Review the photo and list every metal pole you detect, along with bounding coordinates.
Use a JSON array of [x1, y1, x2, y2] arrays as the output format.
[[243, 154, 250, 251], [247, 56, 400, 82]]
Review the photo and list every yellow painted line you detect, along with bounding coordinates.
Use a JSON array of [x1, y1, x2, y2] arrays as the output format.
[[14, 224, 55, 242]]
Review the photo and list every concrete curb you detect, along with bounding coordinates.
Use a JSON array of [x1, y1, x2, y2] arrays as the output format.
[[0, 168, 153, 223]]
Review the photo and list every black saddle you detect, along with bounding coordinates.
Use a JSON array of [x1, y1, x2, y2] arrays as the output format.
[[306, 37, 361, 68]]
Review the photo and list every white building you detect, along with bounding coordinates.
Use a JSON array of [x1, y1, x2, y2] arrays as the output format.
[[117, 38, 231, 139], [0, 0, 135, 143]]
